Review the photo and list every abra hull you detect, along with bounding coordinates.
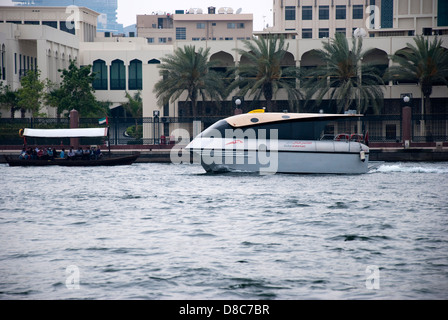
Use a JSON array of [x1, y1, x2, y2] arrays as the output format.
[[4, 153, 140, 167]]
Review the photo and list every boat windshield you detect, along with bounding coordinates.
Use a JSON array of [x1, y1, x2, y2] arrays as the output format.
[[200, 120, 233, 138]]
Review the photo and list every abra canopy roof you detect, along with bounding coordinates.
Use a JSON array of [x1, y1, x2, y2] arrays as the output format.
[[22, 128, 108, 138]]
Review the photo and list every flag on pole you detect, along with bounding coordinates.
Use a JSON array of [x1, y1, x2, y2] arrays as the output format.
[[99, 116, 108, 125]]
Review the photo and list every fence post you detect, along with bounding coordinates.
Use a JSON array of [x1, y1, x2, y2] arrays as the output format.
[[402, 106, 412, 148]]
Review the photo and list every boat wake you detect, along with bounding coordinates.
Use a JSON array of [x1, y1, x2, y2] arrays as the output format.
[[371, 163, 448, 174]]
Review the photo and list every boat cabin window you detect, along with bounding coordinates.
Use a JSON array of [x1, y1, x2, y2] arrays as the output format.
[[200, 119, 233, 137], [200, 119, 329, 140]]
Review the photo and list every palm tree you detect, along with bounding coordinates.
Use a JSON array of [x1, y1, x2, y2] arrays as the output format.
[[0, 85, 19, 118], [123, 91, 143, 140], [229, 34, 302, 112], [386, 35, 448, 117], [154, 45, 225, 118], [301, 32, 385, 114]]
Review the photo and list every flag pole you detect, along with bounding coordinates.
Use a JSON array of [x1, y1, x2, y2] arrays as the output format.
[[107, 125, 111, 156]]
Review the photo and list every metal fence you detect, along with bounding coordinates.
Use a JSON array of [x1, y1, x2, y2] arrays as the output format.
[[411, 114, 448, 142], [1, 114, 447, 146]]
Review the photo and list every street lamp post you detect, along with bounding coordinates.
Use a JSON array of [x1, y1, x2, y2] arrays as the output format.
[[233, 96, 243, 115], [402, 94, 412, 148]]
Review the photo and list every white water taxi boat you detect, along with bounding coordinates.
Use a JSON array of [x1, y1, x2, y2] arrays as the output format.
[[186, 112, 369, 174]]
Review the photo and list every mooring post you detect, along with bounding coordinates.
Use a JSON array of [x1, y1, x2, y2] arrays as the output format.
[[69, 109, 79, 149]]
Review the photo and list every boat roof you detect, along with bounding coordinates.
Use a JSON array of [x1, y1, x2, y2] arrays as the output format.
[[224, 112, 363, 128], [22, 127, 108, 138]]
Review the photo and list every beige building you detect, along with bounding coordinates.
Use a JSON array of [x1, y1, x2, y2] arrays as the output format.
[[1, 4, 447, 143], [263, 0, 447, 39], [0, 6, 98, 117], [137, 6, 253, 44]]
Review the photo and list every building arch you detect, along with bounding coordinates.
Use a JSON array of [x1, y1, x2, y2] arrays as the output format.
[[391, 47, 417, 84], [148, 58, 161, 64], [110, 59, 126, 90], [92, 59, 108, 90], [209, 51, 234, 88], [128, 59, 142, 90], [239, 50, 254, 65], [300, 50, 325, 69], [363, 48, 389, 77], [210, 51, 234, 67], [281, 51, 295, 66]]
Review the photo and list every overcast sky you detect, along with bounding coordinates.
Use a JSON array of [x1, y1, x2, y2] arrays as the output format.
[[0, 0, 274, 31]]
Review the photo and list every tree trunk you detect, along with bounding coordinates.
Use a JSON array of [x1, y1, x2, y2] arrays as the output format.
[[263, 83, 273, 112], [191, 99, 197, 119], [266, 98, 273, 112], [424, 94, 433, 142]]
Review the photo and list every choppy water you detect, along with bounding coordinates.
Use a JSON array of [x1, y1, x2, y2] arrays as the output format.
[[0, 162, 447, 300]]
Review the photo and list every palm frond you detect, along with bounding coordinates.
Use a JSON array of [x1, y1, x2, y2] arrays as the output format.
[[301, 32, 385, 114], [230, 34, 301, 111], [153, 45, 226, 117]]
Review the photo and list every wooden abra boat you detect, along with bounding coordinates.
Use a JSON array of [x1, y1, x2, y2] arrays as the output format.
[[6, 127, 140, 167]]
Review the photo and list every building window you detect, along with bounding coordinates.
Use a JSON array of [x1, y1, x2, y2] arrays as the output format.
[[59, 21, 75, 35], [319, 6, 329, 20], [302, 6, 312, 20], [285, 6, 296, 20], [336, 28, 346, 36], [147, 38, 154, 43], [336, 5, 346, 19], [92, 59, 107, 90], [381, 0, 394, 28], [197, 23, 205, 29], [353, 5, 364, 19], [225, 37, 233, 40], [42, 21, 57, 29], [192, 37, 200, 41], [159, 37, 167, 43], [319, 28, 329, 38], [176, 27, 186, 40], [237, 23, 245, 29], [302, 28, 312, 39], [128, 59, 142, 90], [227, 23, 235, 29], [110, 59, 125, 90], [1, 45, 5, 80]]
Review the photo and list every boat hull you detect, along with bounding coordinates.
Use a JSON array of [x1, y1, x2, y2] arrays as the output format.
[[187, 139, 369, 174], [4, 153, 140, 167], [194, 149, 369, 174]]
